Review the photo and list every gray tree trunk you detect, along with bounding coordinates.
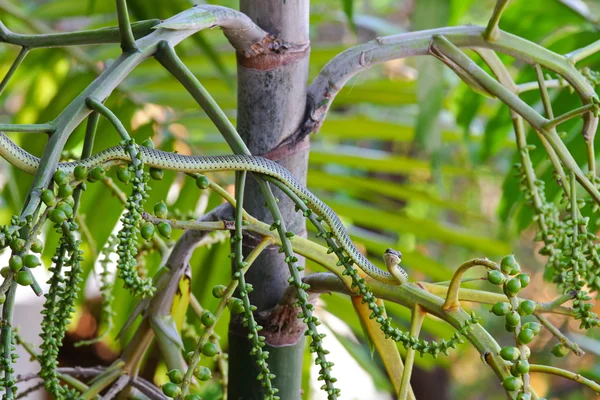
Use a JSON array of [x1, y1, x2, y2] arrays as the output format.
[[228, 1, 310, 399]]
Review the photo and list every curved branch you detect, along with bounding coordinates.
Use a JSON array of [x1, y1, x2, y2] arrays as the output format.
[[529, 364, 600, 393], [301, 25, 596, 143]]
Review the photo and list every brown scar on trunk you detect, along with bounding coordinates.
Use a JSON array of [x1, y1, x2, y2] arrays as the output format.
[[238, 35, 310, 70]]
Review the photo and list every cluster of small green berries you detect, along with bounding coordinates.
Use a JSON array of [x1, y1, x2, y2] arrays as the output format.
[[516, 159, 600, 329], [266, 217, 339, 400], [293, 199, 471, 357], [0, 330, 18, 399], [39, 219, 82, 398], [114, 139, 155, 297], [165, 342, 221, 399], [0, 215, 31, 252], [488, 255, 541, 399], [76, 236, 117, 347], [161, 366, 204, 400], [230, 230, 279, 399]]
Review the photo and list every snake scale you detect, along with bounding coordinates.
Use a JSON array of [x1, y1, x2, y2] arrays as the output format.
[[0, 131, 408, 284]]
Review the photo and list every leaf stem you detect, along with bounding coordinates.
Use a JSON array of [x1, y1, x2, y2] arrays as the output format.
[[398, 305, 424, 400], [484, 0, 512, 41], [442, 258, 501, 310], [0, 123, 54, 133], [116, 0, 137, 53], [0, 47, 28, 97], [529, 364, 600, 392], [533, 313, 583, 356], [543, 103, 598, 130], [566, 39, 600, 64]]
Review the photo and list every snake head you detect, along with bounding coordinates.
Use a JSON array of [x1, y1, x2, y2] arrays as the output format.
[[383, 248, 402, 266]]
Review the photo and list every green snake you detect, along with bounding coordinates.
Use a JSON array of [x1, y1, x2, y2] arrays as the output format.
[[0, 131, 408, 284]]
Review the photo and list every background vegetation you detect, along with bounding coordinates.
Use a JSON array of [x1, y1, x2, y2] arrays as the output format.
[[1, 0, 600, 399]]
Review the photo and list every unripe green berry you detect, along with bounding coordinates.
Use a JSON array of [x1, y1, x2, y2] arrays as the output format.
[[514, 360, 530, 375], [201, 342, 219, 357], [167, 369, 184, 384], [212, 285, 227, 298], [523, 346, 531, 359], [516, 393, 531, 400], [502, 376, 523, 391], [522, 322, 541, 335], [201, 311, 215, 327], [54, 170, 69, 186], [551, 343, 569, 357], [62, 196, 75, 207], [162, 382, 181, 398], [9, 238, 25, 252], [518, 300, 536, 316], [49, 209, 67, 224], [58, 184, 74, 198], [149, 167, 164, 180], [194, 366, 211, 381], [510, 262, 522, 275], [196, 175, 210, 189], [88, 166, 106, 182], [23, 254, 40, 269], [501, 254, 517, 274], [491, 302, 511, 316], [487, 270, 506, 285], [0, 293, 5, 305], [15, 270, 33, 286], [158, 222, 171, 238], [142, 138, 155, 148], [57, 202, 74, 218], [116, 167, 131, 183], [140, 223, 155, 240], [154, 201, 168, 219], [41, 189, 56, 206], [499, 346, 520, 361], [9, 256, 23, 272], [505, 277, 522, 296], [228, 298, 245, 314], [31, 238, 43, 253], [518, 328, 535, 344], [74, 165, 88, 181], [517, 273, 530, 288], [1, 267, 11, 278], [505, 311, 520, 327]]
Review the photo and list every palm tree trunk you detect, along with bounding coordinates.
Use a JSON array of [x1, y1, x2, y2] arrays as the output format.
[[228, 1, 310, 399]]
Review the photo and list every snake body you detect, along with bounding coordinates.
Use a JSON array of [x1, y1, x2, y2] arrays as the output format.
[[0, 132, 408, 284]]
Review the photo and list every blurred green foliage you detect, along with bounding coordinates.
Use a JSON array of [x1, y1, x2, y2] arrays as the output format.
[[1, 0, 599, 399]]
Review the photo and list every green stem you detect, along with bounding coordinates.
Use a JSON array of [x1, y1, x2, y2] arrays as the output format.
[[422, 283, 575, 317], [398, 305, 423, 400], [543, 103, 598, 130], [484, 0, 512, 41], [82, 362, 125, 400], [529, 364, 600, 392], [566, 39, 600, 64], [517, 79, 566, 93], [73, 112, 100, 215], [538, 293, 574, 312], [431, 35, 600, 205], [1, 283, 17, 399], [178, 238, 272, 398], [533, 63, 568, 186], [154, 41, 249, 155], [0, 46, 28, 97], [442, 258, 501, 310], [0, 123, 54, 133], [85, 98, 131, 141], [116, 0, 137, 53], [534, 313, 583, 356]]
